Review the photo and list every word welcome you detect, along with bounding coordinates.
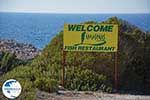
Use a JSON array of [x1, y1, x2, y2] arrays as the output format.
[[68, 24, 113, 32]]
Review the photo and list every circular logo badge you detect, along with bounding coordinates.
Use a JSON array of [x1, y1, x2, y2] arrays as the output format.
[[2, 79, 22, 99]]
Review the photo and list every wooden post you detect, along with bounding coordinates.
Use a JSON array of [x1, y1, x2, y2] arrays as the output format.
[[114, 51, 118, 90], [114, 27, 119, 90], [62, 50, 66, 87]]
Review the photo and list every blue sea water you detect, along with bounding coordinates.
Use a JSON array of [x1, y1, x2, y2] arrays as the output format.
[[0, 12, 150, 49]]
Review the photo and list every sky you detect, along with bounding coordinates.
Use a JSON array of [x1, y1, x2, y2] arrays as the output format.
[[0, 0, 149, 13]]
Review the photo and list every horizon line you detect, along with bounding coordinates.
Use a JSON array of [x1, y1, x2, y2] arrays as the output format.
[[0, 11, 150, 14]]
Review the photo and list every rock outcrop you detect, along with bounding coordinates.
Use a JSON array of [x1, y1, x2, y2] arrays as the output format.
[[0, 39, 41, 60]]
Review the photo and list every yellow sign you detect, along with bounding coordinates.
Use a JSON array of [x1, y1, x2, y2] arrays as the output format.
[[63, 24, 118, 52]]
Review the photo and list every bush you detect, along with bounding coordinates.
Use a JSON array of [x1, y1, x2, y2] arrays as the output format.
[[0, 52, 16, 72], [65, 66, 112, 92], [35, 77, 58, 93], [0, 52, 30, 74]]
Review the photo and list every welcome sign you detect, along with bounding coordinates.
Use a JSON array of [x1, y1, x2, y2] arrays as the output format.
[[63, 24, 118, 52]]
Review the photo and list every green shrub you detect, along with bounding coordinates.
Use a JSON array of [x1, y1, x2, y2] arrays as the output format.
[[18, 80, 36, 100], [0, 52, 31, 74], [65, 66, 112, 92], [35, 77, 58, 93], [0, 52, 16, 72]]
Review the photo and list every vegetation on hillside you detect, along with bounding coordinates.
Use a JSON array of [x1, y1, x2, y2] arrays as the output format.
[[0, 17, 150, 99], [0, 52, 30, 74]]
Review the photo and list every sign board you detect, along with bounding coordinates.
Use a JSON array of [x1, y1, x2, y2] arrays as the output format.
[[63, 24, 118, 52]]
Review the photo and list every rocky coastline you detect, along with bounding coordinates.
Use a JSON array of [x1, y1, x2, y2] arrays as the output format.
[[0, 39, 41, 60]]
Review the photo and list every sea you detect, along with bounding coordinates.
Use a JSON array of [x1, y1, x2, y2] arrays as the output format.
[[0, 12, 150, 49]]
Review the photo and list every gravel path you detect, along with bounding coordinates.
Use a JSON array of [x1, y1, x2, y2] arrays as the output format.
[[36, 90, 150, 100]]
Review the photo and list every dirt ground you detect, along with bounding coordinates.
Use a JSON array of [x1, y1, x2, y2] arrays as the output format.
[[36, 90, 150, 100]]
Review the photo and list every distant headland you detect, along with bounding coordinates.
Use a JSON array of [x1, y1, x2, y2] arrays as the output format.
[[0, 39, 41, 60]]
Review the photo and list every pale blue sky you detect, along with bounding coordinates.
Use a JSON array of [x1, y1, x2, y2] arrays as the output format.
[[0, 0, 149, 13]]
